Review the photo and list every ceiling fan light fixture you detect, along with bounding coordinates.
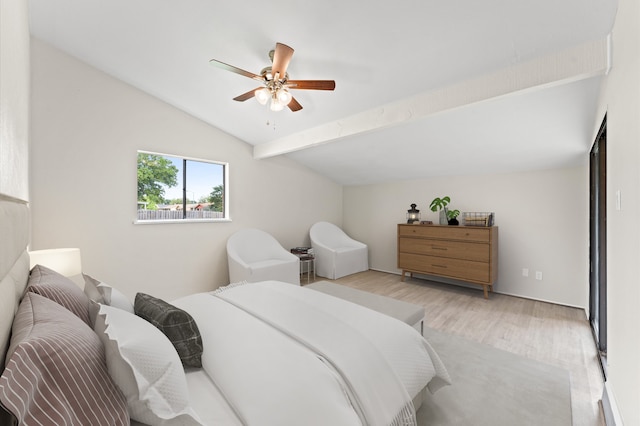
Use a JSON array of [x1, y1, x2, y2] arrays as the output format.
[[255, 87, 270, 105], [270, 97, 285, 112], [276, 88, 292, 105]]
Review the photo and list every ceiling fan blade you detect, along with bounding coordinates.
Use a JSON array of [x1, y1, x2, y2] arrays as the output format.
[[286, 80, 336, 91], [271, 42, 294, 78], [209, 59, 262, 81], [233, 88, 262, 102], [288, 97, 303, 112]]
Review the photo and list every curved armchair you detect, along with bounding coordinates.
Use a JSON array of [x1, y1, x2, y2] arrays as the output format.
[[309, 222, 368, 280], [226, 229, 300, 285]]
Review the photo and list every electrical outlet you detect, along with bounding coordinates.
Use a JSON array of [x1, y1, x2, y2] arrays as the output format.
[[535, 271, 543, 280], [522, 268, 529, 277]]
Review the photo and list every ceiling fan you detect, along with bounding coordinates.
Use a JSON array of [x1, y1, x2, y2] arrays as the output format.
[[209, 42, 335, 112]]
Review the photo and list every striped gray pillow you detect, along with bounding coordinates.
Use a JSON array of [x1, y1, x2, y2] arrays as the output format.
[[27, 264, 91, 325], [134, 292, 203, 368], [0, 292, 129, 425]]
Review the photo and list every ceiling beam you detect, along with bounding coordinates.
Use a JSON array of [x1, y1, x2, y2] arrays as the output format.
[[254, 36, 611, 160]]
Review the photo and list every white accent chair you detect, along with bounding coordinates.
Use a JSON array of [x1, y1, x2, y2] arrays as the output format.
[[227, 229, 300, 285], [309, 222, 369, 280]]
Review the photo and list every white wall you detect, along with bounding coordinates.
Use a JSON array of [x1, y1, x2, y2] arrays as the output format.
[[30, 39, 343, 301], [344, 166, 589, 307], [593, 0, 640, 422], [0, 0, 29, 202]]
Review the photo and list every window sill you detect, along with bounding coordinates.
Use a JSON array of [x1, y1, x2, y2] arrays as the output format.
[[133, 218, 232, 225]]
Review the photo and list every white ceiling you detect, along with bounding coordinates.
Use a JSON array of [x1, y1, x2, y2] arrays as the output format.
[[28, 0, 618, 185]]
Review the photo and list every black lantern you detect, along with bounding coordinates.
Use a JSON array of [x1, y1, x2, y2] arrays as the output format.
[[406, 203, 420, 224]]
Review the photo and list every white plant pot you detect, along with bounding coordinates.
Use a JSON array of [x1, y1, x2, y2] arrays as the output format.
[[439, 208, 448, 225]]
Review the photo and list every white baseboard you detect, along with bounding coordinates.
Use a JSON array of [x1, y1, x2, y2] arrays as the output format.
[[375, 268, 585, 310], [602, 381, 623, 425]]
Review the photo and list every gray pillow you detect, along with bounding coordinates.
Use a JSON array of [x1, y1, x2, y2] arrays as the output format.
[[134, 293, 203, 368], [27, 264, 91, 326], [0, 292, 129, 425]]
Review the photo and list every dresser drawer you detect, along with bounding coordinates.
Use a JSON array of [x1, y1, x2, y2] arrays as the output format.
[[398, 225, 490, 242], [398, 238, 489, 262], [398, 253, 489, 283]]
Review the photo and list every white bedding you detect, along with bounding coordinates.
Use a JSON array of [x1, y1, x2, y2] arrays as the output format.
[[171, 280, 450, 426], [130, 369, 242, 426], [183, 369, 243, 425], [173, 290, 363, 426]]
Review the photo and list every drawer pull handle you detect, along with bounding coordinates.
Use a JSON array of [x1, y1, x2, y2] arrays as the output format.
[[432, 264, 447, 268], [432, 246, 448, 251]]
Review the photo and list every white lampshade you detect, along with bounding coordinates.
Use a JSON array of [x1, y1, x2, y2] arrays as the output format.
[[270, 98, 284, 111], [276, 88, 292, 105], [29, 248, 82, 277], [255, 87, 270, 105]]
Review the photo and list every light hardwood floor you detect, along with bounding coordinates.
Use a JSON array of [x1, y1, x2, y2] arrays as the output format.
[[304, 269, 605, 426]]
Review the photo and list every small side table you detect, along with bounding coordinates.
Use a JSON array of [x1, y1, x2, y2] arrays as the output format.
[[297, 255, 315, 285], [291, 248, 315, 285]]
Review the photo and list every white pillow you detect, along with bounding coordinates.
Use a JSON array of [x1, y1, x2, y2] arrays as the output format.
[[94, 304, 203, 426], [83, 273, 135, 313]]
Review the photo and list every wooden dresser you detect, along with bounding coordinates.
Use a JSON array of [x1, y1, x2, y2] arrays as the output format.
[[397, 224, 498, 298]]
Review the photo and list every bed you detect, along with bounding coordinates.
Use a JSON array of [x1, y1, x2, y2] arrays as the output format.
[[0, 196, 450, 425]]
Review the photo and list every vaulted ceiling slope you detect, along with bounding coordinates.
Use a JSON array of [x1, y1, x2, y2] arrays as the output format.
[[28, 0, 618, 185]]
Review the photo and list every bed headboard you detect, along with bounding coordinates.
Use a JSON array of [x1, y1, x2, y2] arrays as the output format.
[[0, 196, 30, 369]]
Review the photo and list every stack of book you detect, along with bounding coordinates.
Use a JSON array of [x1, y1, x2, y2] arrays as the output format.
[[291, 247, 314, 259]]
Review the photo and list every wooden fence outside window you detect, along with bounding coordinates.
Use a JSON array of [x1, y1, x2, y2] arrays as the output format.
[[137, 210, 224, 221]]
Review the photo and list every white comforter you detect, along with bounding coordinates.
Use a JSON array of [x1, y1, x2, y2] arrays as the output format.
[[172, 281, 449, 426]]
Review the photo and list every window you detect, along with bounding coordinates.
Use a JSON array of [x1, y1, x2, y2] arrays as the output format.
[[136, 151, 229, 223]]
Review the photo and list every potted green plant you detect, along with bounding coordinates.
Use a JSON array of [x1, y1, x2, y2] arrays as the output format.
[[429, 196, 450, 225], [447, 209, 461, 226]]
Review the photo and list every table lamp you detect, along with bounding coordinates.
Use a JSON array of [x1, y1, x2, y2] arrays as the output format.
[[406, 204, 420, 224], [28, 248, 82, 277]]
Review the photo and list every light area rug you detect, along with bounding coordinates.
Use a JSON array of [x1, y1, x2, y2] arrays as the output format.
[[417, 328, 572, 426]]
